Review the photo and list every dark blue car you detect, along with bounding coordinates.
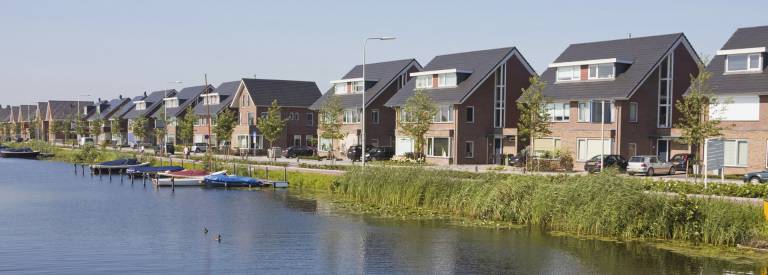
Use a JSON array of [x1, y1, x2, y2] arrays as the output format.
[[744, 170, 768, 184]]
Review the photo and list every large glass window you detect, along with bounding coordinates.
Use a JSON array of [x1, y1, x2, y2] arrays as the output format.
[[494, 64, 507, 128], [658, 54, 673, 128], [353, 81, 365, 93], [465, 141, 474, 158], [371, 109, 379, 124], [577, 138, 613, 161], [247, 112, 254, 125], [334, 83, 348, 94], [588, 63, 615, 79], [135, 102, 146, 111], [591, 100, 613, 123], [724, 140, 748, 167], [547, 102, 570, 122], [343, 108, 361, 124], [427, 137, 450, 157], [437, 73, 457, 87], [726, 53, 762, 72], [415, 76, 432, 89], [465, 106, 474, 122], [629, 102, 638, 122], [433, 105, 453, 122], [578, 102, 590, 122], [556, 66, 581, 81], [318, 138, 332, 152]]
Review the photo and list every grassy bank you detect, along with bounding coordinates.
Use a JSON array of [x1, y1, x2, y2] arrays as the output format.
[[333, 167, 767, 247]]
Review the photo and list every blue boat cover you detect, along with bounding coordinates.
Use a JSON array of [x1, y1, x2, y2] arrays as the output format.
[[1, 148, 33, 152], [126, 166, 184, 174], [98, 159, 139, 166], [204, 174, 262, 185]]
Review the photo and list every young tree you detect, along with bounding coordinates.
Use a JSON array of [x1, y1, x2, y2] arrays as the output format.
[[674, 58, 726, 174], [75, 118, 88, 141], [257, 100, 287, 160], [52, 120, 66, 144], [131, 117, 148, 145], [516, 76, 551, 171], [154, 128, 166, 148], [178, 107, 196, 146], [318, 95, 344, 160], [90, 119, 104, 145], [14, 123, 21, 137], [110, 119, 121, 145], [212, 108, 237, 154], [29, 117, 40, 140], [1, 122, 11, 141], [398, 90, 438, 160]]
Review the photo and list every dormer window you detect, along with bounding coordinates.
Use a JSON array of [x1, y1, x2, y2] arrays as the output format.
[[726, 53, 762, 72], [437, 73, 457, 87], [334, 83, 347, 94], [588, 63, 615, 79], [556, 66, 581, 81], [352, 81, 365, 93], [202, 93, 220, 105], [164, 97, 179, 108], [415, 76, 432, 89], [330, 78, 374, 94], [135, 101, 146, 111]]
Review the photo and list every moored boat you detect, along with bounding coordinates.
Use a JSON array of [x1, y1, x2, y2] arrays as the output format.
[[126, 166, 184, 175], [203, 174, 263, 188], [153, 170, 226, 187], [90, 159, 149, 174], [0, 148, 40, 159]]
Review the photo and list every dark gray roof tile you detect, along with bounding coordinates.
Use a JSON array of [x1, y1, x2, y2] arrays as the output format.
[[194, 81, 240, 116], [705, 26, 768, 96], [241, 79, 321, 107]]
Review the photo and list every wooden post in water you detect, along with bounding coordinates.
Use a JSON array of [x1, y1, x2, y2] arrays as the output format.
[[74, 163, 77, 175], [90, 165, 93, 177], [142, 173, 146, 186], [283, 166, 287, 181], [171, 177, 175, 191], [109, 169, 112, 182], [265, 166, 269, 180]]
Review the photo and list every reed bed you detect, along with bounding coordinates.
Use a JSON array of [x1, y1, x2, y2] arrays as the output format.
[[334, 167, 765, 246]]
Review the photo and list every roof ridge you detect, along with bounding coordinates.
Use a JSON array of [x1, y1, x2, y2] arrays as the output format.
[[567, 33, 682, 46], [431, 47, 515, 59]]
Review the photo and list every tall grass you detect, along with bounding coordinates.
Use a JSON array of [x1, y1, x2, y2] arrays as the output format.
[[335, 167, 765, 246]]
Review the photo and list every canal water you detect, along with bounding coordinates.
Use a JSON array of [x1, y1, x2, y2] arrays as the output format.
[[0, 158, 762, 274]]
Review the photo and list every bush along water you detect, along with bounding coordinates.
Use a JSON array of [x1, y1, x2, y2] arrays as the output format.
[[333, 167, 765, 246]]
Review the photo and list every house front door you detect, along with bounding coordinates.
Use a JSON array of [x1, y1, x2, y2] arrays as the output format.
[[492, 137, 503, 164], [657, 139, 670, 162]]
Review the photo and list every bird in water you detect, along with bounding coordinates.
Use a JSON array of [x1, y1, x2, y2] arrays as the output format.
[[204, 227, 208, 234], [214, 234, 222, 242]]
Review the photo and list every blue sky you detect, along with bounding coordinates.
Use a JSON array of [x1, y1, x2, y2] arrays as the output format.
[[0, 0, 765, 105]]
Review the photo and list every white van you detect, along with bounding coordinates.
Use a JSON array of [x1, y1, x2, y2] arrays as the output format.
[[79, 137, 94, 146]]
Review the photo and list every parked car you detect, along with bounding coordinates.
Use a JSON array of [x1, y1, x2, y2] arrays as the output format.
[[365, 146, 395, 161], [743, 170, 768, 184], [626, 155, 675, 176], [78, 137, 94, 146], [506, 154, 526, 167], [583, 155, 628, 173], [346, 145, 374, 162], [282, 146, 315, 158], [191, 142, 208, 153], [669, 153, 695, 173]]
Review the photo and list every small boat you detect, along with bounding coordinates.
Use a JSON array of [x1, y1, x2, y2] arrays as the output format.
[[126, 166, 184, 175], [0, 148, 40, 159], [203, 174, 263, 188], [153, 170, 226, 187], [90, 159, 149, 174]]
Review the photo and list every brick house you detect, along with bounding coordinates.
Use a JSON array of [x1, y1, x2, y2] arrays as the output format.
[[122, 90, 176, 146], [16, 105, 38, 140], [538, 33, 700, 170], [0, 106, 10, 141], [192, 80, 240, 148], [151, 85, 211, 145], [699, 25, 768, 175], [45, 100, 93, 143], [35, 102, 48, 141], [110, 94, 147, 146], [229, 78, 321, 154], [84, 96, 130, 143], [309, 59, 421, 157], [385, 47, 536, 165]]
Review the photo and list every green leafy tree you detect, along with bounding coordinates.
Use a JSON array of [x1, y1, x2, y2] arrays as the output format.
[[213, 108, 237, 153], [75, 118, 88, 140], [52, 120, 66, 144], [14, 123, 21, 137], [110, 119, 121, 144], [398, 90, 438, 160], [674, 58, 726, 173], [318, 95, 344, 160], [257, 100, 287, 160], [517, 76, 551, 170], [29, 117, 40, 140], [178, 107, 196, 146], [130, 117, 148, 144], [90, 119, 104, 145], [1, 122, 10, 141], [154, 128, 166, 147]]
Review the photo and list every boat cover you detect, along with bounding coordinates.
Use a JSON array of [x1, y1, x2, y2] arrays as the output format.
[[0, 148, 34, 152], [204, 174, 262, 185], [167, 170, 209, 177], [98, 159, 139, 166], [126, 166, 183, 174]]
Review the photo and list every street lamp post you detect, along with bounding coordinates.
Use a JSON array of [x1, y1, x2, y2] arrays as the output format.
[[361, 36, 395, 168]]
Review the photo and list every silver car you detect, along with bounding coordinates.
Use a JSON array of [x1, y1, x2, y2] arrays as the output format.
[[626, 155, 675, 176]]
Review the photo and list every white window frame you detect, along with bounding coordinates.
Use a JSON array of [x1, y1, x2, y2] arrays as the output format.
[[577, 101, 590, 122], [658, 54, 673, 128], [588, 63, 615, 80], [464, 141, 474, 158], [343, 108, 361, 124], [353, 81, 365, 93], [629, 102, 638, 123], [725, 53, 763, 73], [493, 63, 507, 128], [547, 102, 570, 122], [306, 112, 314, 126], [724, 139, 749, 167], [293, 135, 302, 146], [427, 137, 451, 158], [318, 137, 332, 152], [556, 65, 581, 82], [371, 109, 379, 124], [415, 75, 432, 89], [135, 102, 146, 111], [334, 83, 348, 94], [576, 138, 614, 161], [433, 105, 453, 123], [437, 73, 457, 87]]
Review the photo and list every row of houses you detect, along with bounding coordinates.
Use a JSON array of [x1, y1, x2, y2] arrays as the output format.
[[1, 25, 767, 174]]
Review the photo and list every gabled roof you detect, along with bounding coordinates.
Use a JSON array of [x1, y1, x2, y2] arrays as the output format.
[[123, 90, 175, 119], [234, 78, 321, 107], [37, 102, 48, 121], [705, 25, 768, 96], [540, 33, 696, 101], [112, 95, 147, 120], [0, 107, 9, 122], [18, 105, 37, 122], [194, 81, 240, 116], [94, 97, 131, 120], [47, 101, 92, 121], [309, 59, 421, 110], [152, 85, 210, 119], [386, 47, 534, 107], [10, 106, 19, 122]]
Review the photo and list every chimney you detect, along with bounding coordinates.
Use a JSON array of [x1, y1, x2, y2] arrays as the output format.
[[119, 94, 123, 99], [144, 91, 148, 97]]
